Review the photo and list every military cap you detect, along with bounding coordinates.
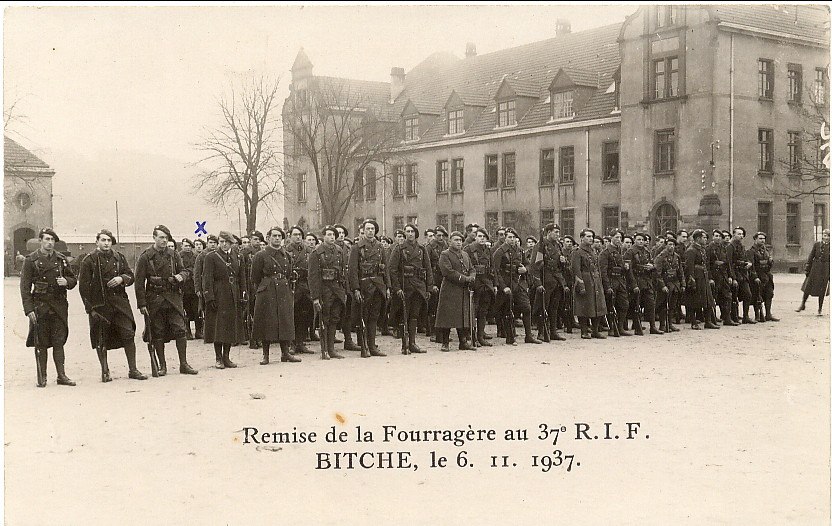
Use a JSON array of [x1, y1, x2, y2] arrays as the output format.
[[677, 229, 689, 236], [434, 225, 449, 237], [610, 229, 624, 238], [733, 226, 746, 236], [180, 237, 193, 248], [232, 235, 242, 245], [361, 219, 380, 234], [504, 227, 519, 238], [96, 229, 117, 244], [217, 231, 235, 243], [334, 224, 349, 237], [289, 225, 305, 238], [563, 235, 576, 244], [249, 230, 264, 242], [449, 231, 465, 241], [633, 232, 647, 241], [580, 228, 596, 238], [665, 232, 677, 240], [465, 223, 480, 232], [622, 234, 634, 243], [644, 233, 652, 241], [305, 232, 319, 242], [711, 229, 723, 237], [476, 227, 490, 240], [602, 235, 612, 242], [722, 230, 731, 238], [321, 225, 339, 237], [152, 224, 172, 240], [543, 223, 559, 234], [394, 229, 405, 238], [404, 222, 420, 239], [752, 231, 767, 240], [193, 238, 206, 248], [268, 226, 286, 239], [206, 234, 219, 243], [691, 229, 707, 240], [424, 228, 435, 235]]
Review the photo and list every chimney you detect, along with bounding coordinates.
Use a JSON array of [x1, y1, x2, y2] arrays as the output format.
[[390, 67, 406, 103], [465, 42, 477, 58], [555, 19, 571, 37]]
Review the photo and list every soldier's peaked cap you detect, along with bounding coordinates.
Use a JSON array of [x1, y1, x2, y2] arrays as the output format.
[[434, 225, 449, 236], [206, 234, 219, 243], [477, 227, 490, 239], [153, 224, 173, 240], [38, 228, 60, 243], [218, 231, 235, 243], [249, 230, 264, 241], [449, 231, 465, 241], [96, 229, 117, 244], [404, 222, 420, 238]]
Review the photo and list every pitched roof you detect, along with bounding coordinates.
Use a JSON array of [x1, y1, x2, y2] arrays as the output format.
[[292, 47, 314, 71], [561, 67, 601, 88], [4, 136, 52, 171], [711, 4, 830, 42], [313, 75, 396, 120]]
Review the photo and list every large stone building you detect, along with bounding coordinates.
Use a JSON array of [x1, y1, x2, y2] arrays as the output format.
[[283, 5, 829, 269]]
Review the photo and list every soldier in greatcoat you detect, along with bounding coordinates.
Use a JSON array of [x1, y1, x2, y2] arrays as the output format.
[[706, 230, 737, 326], [285, 225, 316, 356], [179, 238, 199, 340], [308, 226, 347, 360], [685, 229, 720, 330], [726, 226, 757, 324], [194, 234, 218, 342], [570, 228, 607, 339], [390, 223, 437, 354], [79, 229, 148, 382], [426, 225, 449, 340], [624, 232, 663, 335], [435, 231, 476, 351], [202, 231, 247, 369]]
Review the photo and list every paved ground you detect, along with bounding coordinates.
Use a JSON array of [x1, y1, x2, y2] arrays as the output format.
[[4, 274, 830, 524]]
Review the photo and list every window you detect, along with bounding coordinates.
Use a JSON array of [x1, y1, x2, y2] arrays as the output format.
[[559, 146, 574, 183], [407, 215, 418, 226], [560, 209, 575, 238], [452, 213, 465, 234], [788, 132, 801, 173], [540, 209, 555, 230], [815, 203, 828, 241], [758, 128, 773, 173], [497, 100, 516, 127], [354, 169, 364, 201], [788, 64, 802, 103], [404, 117, 419, 141], [653, 203, 678, 239], [436, 160, 449, 193], [366, 166, 377, 200], [502, 153, 516, 188], [540, 149, 555, 186], [655, 129, 675, 173], [552, 91, 574, 119], [602, 141, 619, 181], [503, 211, 517, 230], [485, 154, 499, 189], [486, 211, 499, 233], [602, 206, 620, 235], [668, 5, 678, 25], [656, 5, 667, 28], [406, 163, 418, 196], [815, 67, 827, 105], [394, 215, 405, 232], [652, 57, 678, 100], [436, 214, 448, 231], [393, 165, 405, 197], [786, 202, 801, 245], [451, 159, 464, 192], [758, 59, 774, 99], [297, 172, 307, 202], [757, 201, 772, 244], [448, 109, 464, 134]]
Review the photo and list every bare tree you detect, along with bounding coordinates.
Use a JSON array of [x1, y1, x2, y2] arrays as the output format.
[[283, 80, 402, 225], [193, 74, 284, 232]]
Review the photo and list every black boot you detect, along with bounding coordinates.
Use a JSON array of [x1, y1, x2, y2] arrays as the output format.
[[260, 343, 270, 365], [214, 343, 225, 369], [440, 330, 451, 352], [185, 324, 194, 340], [155, 343, 168, 376], [649, 322, 664, 335], [97, 347, 112, 383], [343, 331, 361, 351], [125, 344, 148, 380], [35, 348, 47, 388], [579, 317, 591, 339], [591, 317, 607, 339], [294, 340, 315, 355], [477, 320, 492, 347], [765, 299, 779, 321], [608, 314, 621, 337], [281, 341, 301, 362], [633, 315, 644, 336], [327, 325, 344, 359], [741, 304, 756, 324], [176, 338, 198, 374], [409, 320, 425, 353], [755, 303, 765, 323], [194, 319, 204, 340], [222, 345, 237, 368], [368, 325, 386, 357], [458, 328, 475, 350], [618, 317, 633, 336], [53, 347, 76, 386], [549, 317, 566, 341]]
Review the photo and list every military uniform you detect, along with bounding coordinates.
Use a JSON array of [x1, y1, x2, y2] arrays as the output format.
[[571, 243, 608, 338], [308, 241, 348, 360], [336, 239, 359, 351], [239, 243, 261, 347], [192, 246, 213, 340], [599, 243, 634, 336], [348, 237, 389, 357], [285, 240, 315, 354], [706, 241, 735, 325], [492, 242, 539, 344], [180, 249, 199, 339], [464, 241, 496, 346], [654, 246, 685, 332], [748, 242, 777, 321], [21, 246, 77, 386], [685, 241, 720, 329], [624, 244, 662, 335], [530, 238, 568, 341], [435, 245, 475, 351], [726, 238, 756, 323], [203, 246, 247, 367], [250, 245, 298, 364], [426, 237, 448, 338], [390, 239, 434, 353], [560, 244, 576, 333]]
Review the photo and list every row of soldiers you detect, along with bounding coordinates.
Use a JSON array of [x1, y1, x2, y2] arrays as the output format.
[[19, 219, 778, 387]]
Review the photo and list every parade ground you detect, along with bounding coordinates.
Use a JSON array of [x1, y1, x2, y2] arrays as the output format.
[[4, 274, 830, 524]]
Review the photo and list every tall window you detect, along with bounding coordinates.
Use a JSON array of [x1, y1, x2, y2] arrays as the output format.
[[394, 215, 405, 232], [788, 131, 801, 173], [758, 128, 773, 173], [656, 5, 667, 28], [540, 149, 555, 186], [815, 67, 827, 105], [448, 109, 464, 134], [655, 129, 675, 173], [602, 141, 619, 181], [668, 5, 678, 25], [653, 59, 665, 99], [786, 202, 801, 245], [354, 169, 364, 201], [451, 158, 464, 192], [602, 206, 620, 235], [788, 64, 802, 103], [485, 212, 499, 233], [653, 203, 678, 239], [815, 203, 828, 241], [757, 201, 772, 243], [436, 160, 449, 193], [452, 213, 465, 234], [652, 57, 678, 100], [502, 153, 516, 188], [404, 117, 419, 141], [406, 163, 418, 196], [502, 211, 517, 230], [497, 100, 516, 127], [559, 146, 574, 183], [552, 91, 574, 119], [407, 215, 418, 226], [436, 214, 448, 231], [540, 209, 555, 230], [366, 166, 377, 200], [758, 59, 774, 99], [485, 154, 499, 189], [560, 208, 575, 238], [297, 172, 307, 203], [393, 165, 405, 197]]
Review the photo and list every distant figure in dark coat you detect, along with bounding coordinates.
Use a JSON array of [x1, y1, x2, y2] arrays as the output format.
[[797, 229, 830, 315]]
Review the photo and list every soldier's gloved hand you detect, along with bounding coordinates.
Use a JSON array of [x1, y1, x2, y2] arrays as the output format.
[[537, 285, 546, 294], [56, 276, 68, 287], [174, 273, 185, 282], [27, 312, 37, 324], [353, 291, 362, 302], [503, 287, 512, 295], [662, 286, 669, 294], [681, 286, 686, 293], [517, 265, 527, 274], [107, 276, 124, 287], [754, 277, 761, 284], [397, 290, 405, 300], [139, 306, 149, 316], [313, 299, 322, 313], [633, 286, 640, 294], [431, 285, 439, 294], [709, 280, 715, 287]]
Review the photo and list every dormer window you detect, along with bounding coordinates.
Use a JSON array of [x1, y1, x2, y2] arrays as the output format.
[[404, 116, 419, 141], [497, 100, 516, 127], [448, 109, 464, 134], [551, 91, 574, 119]]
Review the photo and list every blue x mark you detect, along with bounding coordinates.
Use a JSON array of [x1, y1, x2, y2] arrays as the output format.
[[195, 221, 207, 237]]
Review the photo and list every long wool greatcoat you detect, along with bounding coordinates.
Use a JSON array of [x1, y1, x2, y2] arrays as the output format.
[[570, 244, 607, 318], [79, 249, 136, 349], [802, 241, 830, 297], [202, 249, 246, 344], [21, 248, 77, 348], [250, 245, 296, 343], [435, 247, 476, 329]]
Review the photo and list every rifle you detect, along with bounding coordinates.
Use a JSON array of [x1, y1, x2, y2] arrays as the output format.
[[144, 313, 160, 377], [356, 294, 371, 358], [469, 287, 478, 348], [538, 247, 551, 342], [606, 290, 621, 337], [318, 305, 329, 360], [399, 246, 409, 354]]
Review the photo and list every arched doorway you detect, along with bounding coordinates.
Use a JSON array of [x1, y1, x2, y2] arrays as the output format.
[[13, 227, 36, 257], [653, 202, 678, 239]]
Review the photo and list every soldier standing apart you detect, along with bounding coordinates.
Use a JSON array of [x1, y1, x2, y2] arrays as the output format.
[[389, 223, 436, 353], [530, 223, 568, 342], [203, 231, 247, 369], [79, 229, 148, 382], [308, 226, 347, 360], [726, 227, 757, 324], [464, 228, 497, 346], [654, 237, 684, 333], [251, 227, 301, 365], [286, 226, 316, 355], [797, 228, 830, 315], [179, 238, 199, 340], [135, 225, 198, 376], [349, 220, 389, 358], [571, 228, 608, 339], [493, 228, 542, 345], [598, 229, 634, 337], [748, 232, 779, 322], [21, 228, 77, 387], [685, 229, 720, 330], [435, 231, 476, 351]]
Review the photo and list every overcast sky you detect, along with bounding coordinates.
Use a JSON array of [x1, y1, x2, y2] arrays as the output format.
[[4, 4, 638, 235]]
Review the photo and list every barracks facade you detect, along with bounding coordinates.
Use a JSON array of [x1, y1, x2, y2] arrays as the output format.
[[283, 5, 830, 270]]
